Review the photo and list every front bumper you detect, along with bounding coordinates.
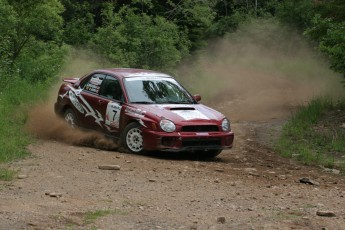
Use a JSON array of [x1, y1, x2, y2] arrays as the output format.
[[142, 129, 234, 152]]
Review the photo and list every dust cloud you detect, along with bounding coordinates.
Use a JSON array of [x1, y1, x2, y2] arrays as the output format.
[[178, 19, 344, 121], [26, 49, 118, 150], [26, 104, 118, 150]]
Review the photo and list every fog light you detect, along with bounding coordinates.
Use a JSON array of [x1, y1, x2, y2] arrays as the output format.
[[161, 137, 177, 147]]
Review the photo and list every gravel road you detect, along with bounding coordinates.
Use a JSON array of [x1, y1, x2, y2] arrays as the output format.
[[1, 120, 345, 230]]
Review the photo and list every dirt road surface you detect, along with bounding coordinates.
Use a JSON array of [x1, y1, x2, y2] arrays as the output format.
[[1, 118, 345, 230]]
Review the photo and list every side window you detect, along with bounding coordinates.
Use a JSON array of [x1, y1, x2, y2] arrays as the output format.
[[81, 73, 105, 94], [99, 76, 124, 101]]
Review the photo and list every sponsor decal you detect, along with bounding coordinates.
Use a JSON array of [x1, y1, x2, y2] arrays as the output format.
[[89, 77, 103, 86], [196, 132, 209, 136], [172, 110, 209, 120], [84, 76, 104, 93], [125, 107, 146, 118], [105, 102, 122, 128], [67, 85, 104, 127], [84, 84, 100, 93], [69, 90, 84, 114]]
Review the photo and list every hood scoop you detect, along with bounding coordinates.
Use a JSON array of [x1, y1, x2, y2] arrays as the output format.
[[170, 107, 195, 111]]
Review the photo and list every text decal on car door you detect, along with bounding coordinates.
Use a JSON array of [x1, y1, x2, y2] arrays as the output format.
[[105, 102, 122, 129]]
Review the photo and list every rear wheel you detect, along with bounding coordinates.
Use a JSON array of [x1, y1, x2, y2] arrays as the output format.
[[64, 108, 78, 129], [122, 122, 144, 154]]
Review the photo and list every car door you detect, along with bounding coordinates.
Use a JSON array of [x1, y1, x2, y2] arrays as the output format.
[[78, 73, 108, 131], [98, 75, 124, 136]]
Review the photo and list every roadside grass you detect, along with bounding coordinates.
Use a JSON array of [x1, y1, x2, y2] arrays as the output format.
[[0, 168, 17, 181], [84, 209, 128, 224], [0, 78, 53, 180], [276, 97, 345, 170]]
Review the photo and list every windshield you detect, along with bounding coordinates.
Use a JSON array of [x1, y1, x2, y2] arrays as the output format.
[[124, 76, 194, 104]]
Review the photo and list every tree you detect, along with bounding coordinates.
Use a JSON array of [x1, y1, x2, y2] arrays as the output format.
[[314, 0, 345, 22], [60, 0, 100, 45], [6, 0, 64, 60], [163, 0, 215, 50], [0, 0, 15, 75], [276, 0, 314, 29], [305, 15, 345, 76], [0, 0, 65, 82], [276, 0, 345, 77], [91, 6, 190, 71]]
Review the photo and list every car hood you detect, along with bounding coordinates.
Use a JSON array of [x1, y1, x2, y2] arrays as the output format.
[[132, 104, 225, 124]]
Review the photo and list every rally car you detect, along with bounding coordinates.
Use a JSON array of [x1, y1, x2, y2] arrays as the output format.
[[54, 68, 234, 157]]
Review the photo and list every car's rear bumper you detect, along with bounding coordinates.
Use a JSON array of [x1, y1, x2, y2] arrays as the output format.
[[142, 129, 234, 152]]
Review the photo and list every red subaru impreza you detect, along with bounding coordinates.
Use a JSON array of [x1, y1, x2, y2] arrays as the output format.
[[55, 68, 234, 157]]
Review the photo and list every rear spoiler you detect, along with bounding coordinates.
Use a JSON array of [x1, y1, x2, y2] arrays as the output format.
[[63, 78, 79, 84]]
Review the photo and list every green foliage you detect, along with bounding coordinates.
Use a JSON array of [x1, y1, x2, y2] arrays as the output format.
[[0, 0, 15, 82], [61, 0, 97, 46], [0, 0, 16, 35], [0, 0, 66, 84], [0, 76, 55, 163], [0, 0, 65, 84], [209, 11, 248, 36], [84, 209, 112, 224], [0, 41, 66, 163], [0, 35, 13, 88], [305, 16, 345, 76], [5, 0, 64, 59], [170, 0, 215, 50], [84, 209, 127, 224], [318, 21, 345, 76], [15, 43, 68, 82], [91, 6, 190, 70], [58, 0, 288, 69], [276, 0, 314, 29], [63, 14, 95, 46], [314, 0, 345, 22], [0, 168, 16, 181], [276, 0, 345, 77], [276, 98, 345, 169]]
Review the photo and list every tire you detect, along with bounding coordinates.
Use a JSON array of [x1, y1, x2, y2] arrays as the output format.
[[64, 108, 78, 129], [122, 122, 144, 154], [196, 149, 222, 158]]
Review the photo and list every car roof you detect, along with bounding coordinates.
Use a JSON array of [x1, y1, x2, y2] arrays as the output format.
[[91, 68, 172, 80]]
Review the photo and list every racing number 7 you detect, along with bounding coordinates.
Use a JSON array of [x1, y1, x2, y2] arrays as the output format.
[[112, 109, 117, 121]]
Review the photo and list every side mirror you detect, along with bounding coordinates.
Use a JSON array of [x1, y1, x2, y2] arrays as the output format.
[[74, 82, 80, 88], [193, 94, 201, 102]]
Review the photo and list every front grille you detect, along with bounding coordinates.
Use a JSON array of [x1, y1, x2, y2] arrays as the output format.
[[181, 125, 219, 132], [182, 138, 221, 147]]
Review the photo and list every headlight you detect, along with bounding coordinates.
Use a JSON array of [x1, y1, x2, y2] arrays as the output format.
[[160, 119, 176, 132], [221, 118, 231, 131]]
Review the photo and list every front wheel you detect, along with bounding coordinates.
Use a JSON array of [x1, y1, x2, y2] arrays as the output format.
[[64, 108, 78, 129], [122, 122, 144, 154]]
